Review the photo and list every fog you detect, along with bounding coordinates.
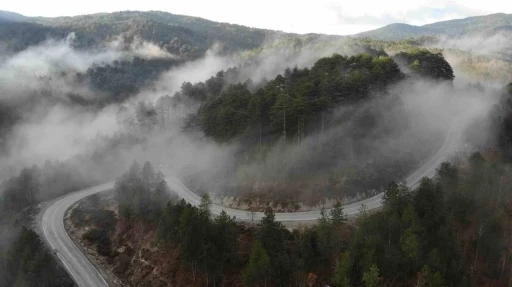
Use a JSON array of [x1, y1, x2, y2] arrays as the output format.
[[420, 32, 512, 86], [0, 33, 178, 176], [0, 33, 177, 102], [0, 31, 502, 207], [434, 32, 512, 59]]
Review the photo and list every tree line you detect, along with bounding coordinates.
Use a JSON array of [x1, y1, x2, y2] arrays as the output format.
[[105, 152, 512, 286], [114, 51, 456, 201], [0, 133, 147, 287], [0, 225, 73, 287]]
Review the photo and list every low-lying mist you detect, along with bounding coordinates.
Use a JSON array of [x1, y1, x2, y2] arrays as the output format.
[[0, 34, 374, 178], [0, 32, 501, 207], [189, 80, 496, 206]]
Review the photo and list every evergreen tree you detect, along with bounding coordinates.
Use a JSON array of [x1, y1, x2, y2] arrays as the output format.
[[332, 252, 352, 287], [330, 201, 347, 226], [244, 241, 271, 287], [362, 264, 380, 287]]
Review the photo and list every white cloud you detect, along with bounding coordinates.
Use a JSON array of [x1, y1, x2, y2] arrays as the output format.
[[3, 0, 512, 35]]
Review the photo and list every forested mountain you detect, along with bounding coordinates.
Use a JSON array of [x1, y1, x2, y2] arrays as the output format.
[[34, 11, 282, 53], [0, 10, 289, 56], [195, 53, 404, 142], [0, 225, 73, 287], [0, 10, 27, 22], [3, 10, 511, 58], [112, 50, 453, 205], [70, 154, 512, 286], [2, 8, 512, 286], [355, 13, 512, 40]]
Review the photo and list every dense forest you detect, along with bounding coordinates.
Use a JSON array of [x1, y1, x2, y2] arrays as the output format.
[[114, 50, 454, 206], [0, 10, 279, 56], [196, 53, 403, 142], [70, 152, 512, 286], [0, 133, 145, 287], [80, 57, 183, 103], [118, 49, 453, 145], [355, 13, 512, 42], [0, 225, 73, 287], [1, 9, 512, 287]]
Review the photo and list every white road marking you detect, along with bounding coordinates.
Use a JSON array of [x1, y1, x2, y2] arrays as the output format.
[[39, 110, 475, 286]]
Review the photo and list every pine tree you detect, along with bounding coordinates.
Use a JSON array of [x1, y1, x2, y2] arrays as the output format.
[[330, 201, 347, 226], [332, 252, 352, 287], [362, 264, 380, 287], [244, 241, 271, 287]]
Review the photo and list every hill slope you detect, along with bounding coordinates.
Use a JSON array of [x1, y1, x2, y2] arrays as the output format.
[[0, 10, 27, 22], [355, 13, 512, 40], [0, 10, 289, 56]]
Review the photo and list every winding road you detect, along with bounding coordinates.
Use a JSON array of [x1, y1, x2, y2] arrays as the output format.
[[39, 113, 467, 287]]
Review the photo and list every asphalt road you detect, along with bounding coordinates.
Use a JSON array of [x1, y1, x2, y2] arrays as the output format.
[[39, 114, 466, 287], [41, 182, 113, 287], [167, 115, 466, 221]]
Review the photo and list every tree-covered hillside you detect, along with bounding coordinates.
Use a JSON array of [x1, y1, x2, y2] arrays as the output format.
[[0, 10, 288, 57], [355, 13, 512, 40], [0, 10, 27, 22], [0, 21, 69, 52], [72, 153, 512, 286], [195, 53, 403, 142], [116, 50, 453, 204], [393, 49, 455, 81]]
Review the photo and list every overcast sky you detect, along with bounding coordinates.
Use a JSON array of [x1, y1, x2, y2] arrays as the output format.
[[3, 0, 512, 35]]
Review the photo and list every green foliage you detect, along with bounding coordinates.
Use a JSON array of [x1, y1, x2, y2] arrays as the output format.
[[3, 10, 273, 56], [0, 21, 68, 52], [199, 83, 253, 141], [317, 207, 335, 260], [420, 265, 445, 287], [382, 181, 410, 212], [213, 210, 239, 274], [199, 193, 212, 218], [114, 161, 169, 219], [394, 49, 454, 81], [355, 13, 512, 44], [118, 152, 512, 286], [0, 226, 73, 287], [333, 251, 352, 287], [436, 162, 459, 191], [256, 207, 295, 284], [243, 240, 271, 287], [330, 201, 347, 226], [195, 53, 403, 143], [156, 197, 238, 284], [1, 167, 39, 212], [82, 57, 182, 102], [348, 177, 465, 286], [362, 264, 380, 287]]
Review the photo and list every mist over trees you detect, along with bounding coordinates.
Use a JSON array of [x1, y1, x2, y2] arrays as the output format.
[[196, 53, 404, 142], [1, 10, 276, 57], [81, 57, 183, 103], [1, 8, 512, 287], [394, 49, 455, 81], [77, 151, 512, 286], [495, 83, 512, 160], [110, 49, 458, 204], [115, 161, 170, 219], [0, 226, 73, 287]]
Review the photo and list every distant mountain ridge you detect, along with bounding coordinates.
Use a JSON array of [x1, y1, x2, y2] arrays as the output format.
[[355, 13, 512, 40], [0, 10, 291, 57], [1, 10, 511, 57], [0, 10, 27, 22]]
